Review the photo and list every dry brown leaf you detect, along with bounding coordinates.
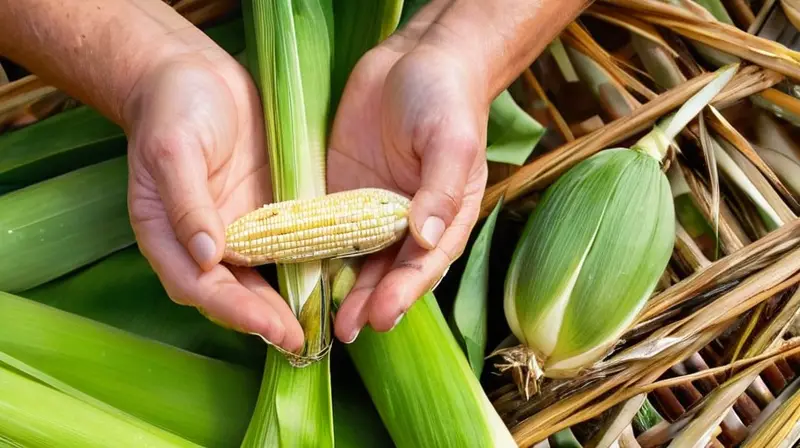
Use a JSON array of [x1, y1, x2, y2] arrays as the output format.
[[708, 106, 800, 213], [522, 69, 575, 143], [480, 67, 782, 218], [639, 218, 800, 322], [600, 0, 800, 81]]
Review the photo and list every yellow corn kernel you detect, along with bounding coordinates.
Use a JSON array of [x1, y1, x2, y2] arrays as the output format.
[[223, 188, 410, 266]]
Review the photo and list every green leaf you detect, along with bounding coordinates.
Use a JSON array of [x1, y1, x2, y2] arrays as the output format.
[[0, 363, 199, 448], [0, 291, 258, 447], [0, 106, 126, 188], [0, 156, 135, 293], [344, 293, 517, 448], [22, 245, 264, 369], [548, 428, 583, 448], [242, 0, 336, 446], [450, 196, 503, 377], [331, 0, 403, 113], [486, 90, 546, 166]]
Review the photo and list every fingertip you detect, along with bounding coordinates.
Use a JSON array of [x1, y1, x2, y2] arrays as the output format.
[[333, 287, 372, 344]]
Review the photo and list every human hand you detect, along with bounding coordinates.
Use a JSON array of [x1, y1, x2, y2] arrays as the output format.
[[124, 53, 305, 353], [328, 31, 490, 343]]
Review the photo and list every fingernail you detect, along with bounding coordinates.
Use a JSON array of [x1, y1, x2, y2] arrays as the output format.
[[390, 313, 405, 330], [188, 232, 216, 267], [420, 216, 445, 248], [344, 328, 360, 344]]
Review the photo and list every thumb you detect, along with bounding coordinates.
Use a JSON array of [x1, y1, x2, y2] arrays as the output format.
[[408, 127, 481, 250], [143, 134, 226, 271]]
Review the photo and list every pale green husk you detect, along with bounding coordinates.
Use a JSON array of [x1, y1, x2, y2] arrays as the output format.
[[503, 147, 675, 378], [502, 65, 738, 386], [241, 0, 335, 446]]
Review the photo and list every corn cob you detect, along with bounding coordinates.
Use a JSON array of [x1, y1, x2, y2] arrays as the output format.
[[223, 188, 410, 266]]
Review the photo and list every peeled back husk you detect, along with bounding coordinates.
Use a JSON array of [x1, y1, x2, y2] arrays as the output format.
[[502, 147, 675, 391]]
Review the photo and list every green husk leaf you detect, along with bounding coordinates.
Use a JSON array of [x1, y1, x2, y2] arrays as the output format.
[[486, 91, 547, 166], [22, 245, 263, 369], [242, 0, 335, 446], [0, 106, 126, 188], [0, 364, 199, 448], [331, 0, 403, 112], [398, 0, 427, 24], [333, 284, 516, 447], [0, 156, 134, 292], [0, 290, 258, 447], [450, 196, 503, 377], [504, 148, 674, 377]]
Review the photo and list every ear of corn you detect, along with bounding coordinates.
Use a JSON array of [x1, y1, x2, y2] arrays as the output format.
[[241, 0, 335, 446], [224, 188, 410, 266], [0, 156, 134, 293], [501, 65, 738, 393]]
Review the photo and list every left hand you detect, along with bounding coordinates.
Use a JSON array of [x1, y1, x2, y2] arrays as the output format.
[[328, 32, 490, 343]]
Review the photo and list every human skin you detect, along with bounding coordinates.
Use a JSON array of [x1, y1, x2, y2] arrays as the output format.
[[0, 0, 588, 351]]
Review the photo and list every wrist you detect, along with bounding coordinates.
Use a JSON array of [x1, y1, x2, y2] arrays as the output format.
[[121, 39, 236, 133], [414, 0, 587, 104]]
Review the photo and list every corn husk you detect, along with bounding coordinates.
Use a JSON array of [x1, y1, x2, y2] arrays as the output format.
[[498, 65, 738, 395]]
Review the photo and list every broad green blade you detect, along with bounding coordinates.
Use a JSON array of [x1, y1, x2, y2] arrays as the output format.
[[331, 0, 403, 112], [486, 91, 546, 166], [0, 156, 134, 292], [242, 351, 333, 447], [338, 291, 517, 448], [0, 106, 125, 187], [0, 364, 198, 448], [22, 245, 263, 369], [450, 197, 503, 377], [0, 291, 259, 447], [243, 0, 335, 446]]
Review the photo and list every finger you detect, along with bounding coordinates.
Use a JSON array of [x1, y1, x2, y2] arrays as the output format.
[[231, 267, 305, 353], [141, 132, 226, 272], [366, 238, 452, 332], [333, 247, 398, 343], [408, 121, 482, 251], [366, 182, 484, 332], [130, 206, 298, 352]]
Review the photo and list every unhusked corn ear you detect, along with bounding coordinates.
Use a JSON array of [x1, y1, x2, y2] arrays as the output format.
[[224, 188, 410, 266]]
